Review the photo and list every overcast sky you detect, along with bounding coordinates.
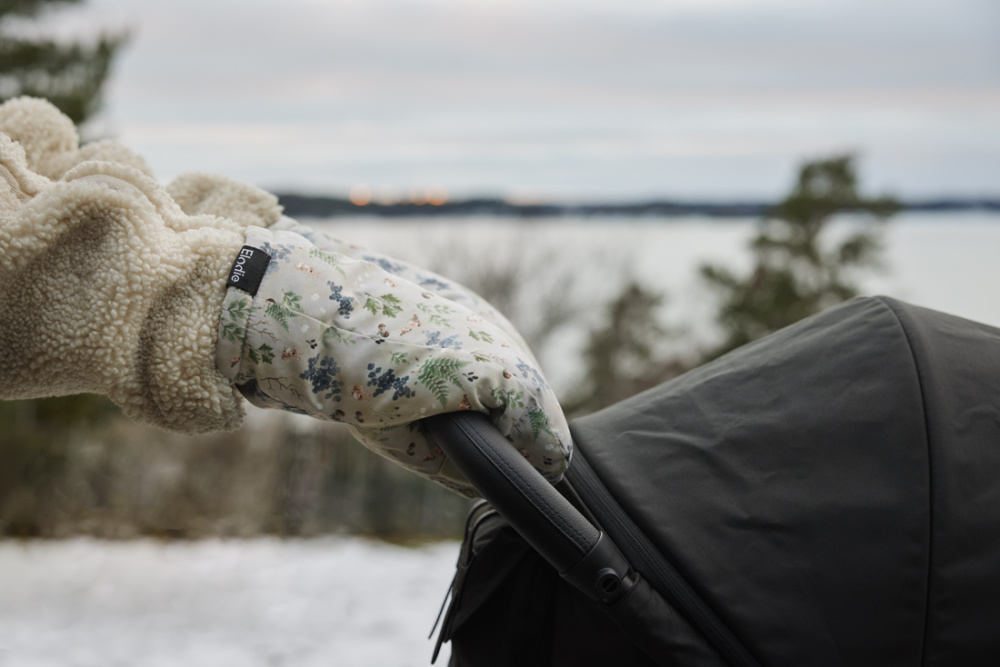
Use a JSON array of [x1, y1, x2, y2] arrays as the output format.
[[34, 0, 1000, 200]]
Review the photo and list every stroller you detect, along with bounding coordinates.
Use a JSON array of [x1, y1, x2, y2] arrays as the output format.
[[425, 296, 1000, 666]]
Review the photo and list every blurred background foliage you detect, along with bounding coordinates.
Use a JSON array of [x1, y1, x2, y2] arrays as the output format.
[[701, 155, 900, 359], [0, 0, 128, 124], [0, 0, 899, 540]]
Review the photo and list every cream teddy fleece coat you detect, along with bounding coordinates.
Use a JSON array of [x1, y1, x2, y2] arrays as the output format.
[[0, 96, 154, 180], [0, 111, 246, 434]]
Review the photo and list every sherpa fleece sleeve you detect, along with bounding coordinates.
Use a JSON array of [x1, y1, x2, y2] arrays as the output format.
[[216, 225, 572, 497]]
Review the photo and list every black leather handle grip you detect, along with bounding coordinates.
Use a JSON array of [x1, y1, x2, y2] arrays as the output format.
[[425, 411, 636, 604]]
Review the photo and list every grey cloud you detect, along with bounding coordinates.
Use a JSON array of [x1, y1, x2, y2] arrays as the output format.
[[53, 0, 1000, 197]]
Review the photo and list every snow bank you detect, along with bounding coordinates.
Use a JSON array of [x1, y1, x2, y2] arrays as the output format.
[[0, 538, 457, 666]]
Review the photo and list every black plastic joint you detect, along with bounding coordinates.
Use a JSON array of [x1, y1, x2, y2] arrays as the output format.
[[560, 531, 638, 605]]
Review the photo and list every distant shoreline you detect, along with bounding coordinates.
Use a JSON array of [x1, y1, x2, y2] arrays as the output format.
[[276, 193, 1000, 219]]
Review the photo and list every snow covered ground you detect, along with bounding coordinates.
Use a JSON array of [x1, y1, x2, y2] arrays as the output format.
[[0, 538, 458, 667]]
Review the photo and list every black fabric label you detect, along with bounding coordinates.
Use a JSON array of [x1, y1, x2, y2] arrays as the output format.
[[227, 246, 270, 295]]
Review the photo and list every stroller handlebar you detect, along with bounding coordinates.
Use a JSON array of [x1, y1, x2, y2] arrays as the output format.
[[425, 411, 636, 604]]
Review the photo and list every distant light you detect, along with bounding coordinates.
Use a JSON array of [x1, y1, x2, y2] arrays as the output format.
[[427, 185, 448, 206], [374, 186, 401, 206], [349, 184, 371, 206], [409, 188, 427, 206]]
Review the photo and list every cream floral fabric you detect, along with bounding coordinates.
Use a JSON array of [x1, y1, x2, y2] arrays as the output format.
[[217, 225, 571, 496], [269, 216, 531, 351]]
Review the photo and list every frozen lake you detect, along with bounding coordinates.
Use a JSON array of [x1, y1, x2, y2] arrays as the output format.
[[0, 538, 458, 667], [309, 211, 1000, 394]]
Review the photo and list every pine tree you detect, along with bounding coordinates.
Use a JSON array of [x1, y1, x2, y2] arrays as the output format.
[[0, 0, 128, 124], [701, 154, 900, 358], [565, 281, 689, 415]]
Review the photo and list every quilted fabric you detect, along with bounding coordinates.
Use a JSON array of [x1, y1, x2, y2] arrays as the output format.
[[217, 225, 572, 495]]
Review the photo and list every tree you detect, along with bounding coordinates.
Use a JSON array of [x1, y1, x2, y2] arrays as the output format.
[[700, 154, 900, 358], [564, 280, 691, 415], [0, 0, 128, 124]]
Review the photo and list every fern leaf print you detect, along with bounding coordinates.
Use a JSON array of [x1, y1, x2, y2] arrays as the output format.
[[417, 358, 470, 407], [364, 293, 404, 318], [527, 407, 554, 439], [309, 247, 349, 278], [264, 300, 291, 330]]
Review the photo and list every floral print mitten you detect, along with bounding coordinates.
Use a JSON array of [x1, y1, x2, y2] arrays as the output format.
[[217, 225, 572, 496], [167, 172, 573, 494]]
